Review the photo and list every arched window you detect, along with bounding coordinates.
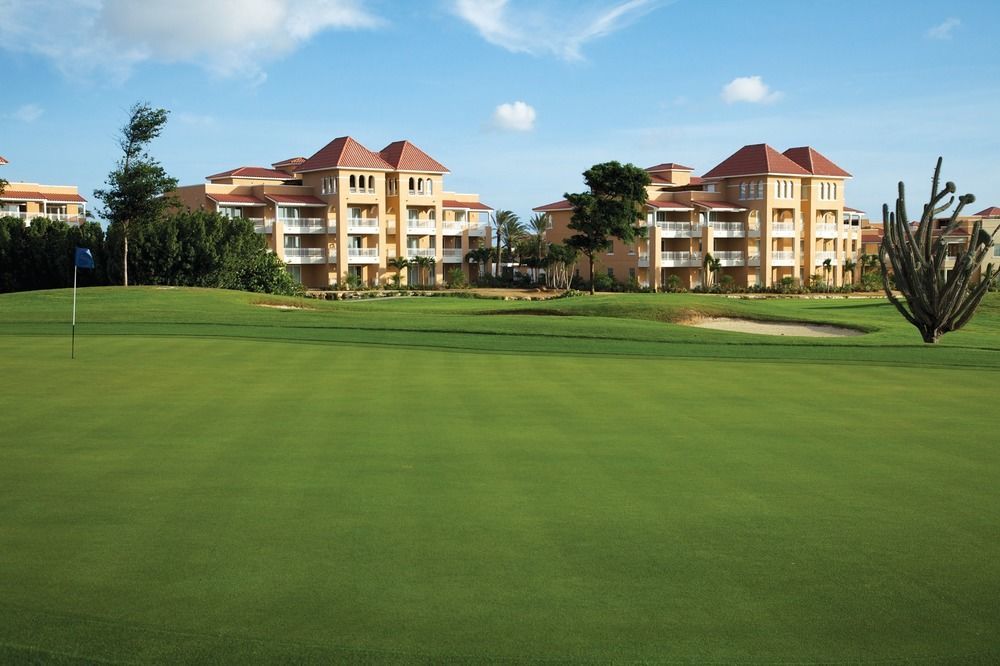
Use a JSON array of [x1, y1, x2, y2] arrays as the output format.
[[775, 180, 780, 198], [832, 183, 837, 200], [739, 183, 746, 199], [427, 179, 433, 194], [368, 175, 374, 191], [429, 209, 436, 221], [789, 181, 794, 199], [349, 175, 356, 191], [417, 178, 424, 194]]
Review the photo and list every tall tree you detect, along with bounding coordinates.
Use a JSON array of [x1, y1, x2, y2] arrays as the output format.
[[94, 102, 178, 286], [387, 256, 409, 288], [527, 213, 550, 283], [491, 210, 524, 280], [565, 161, 650, 294]]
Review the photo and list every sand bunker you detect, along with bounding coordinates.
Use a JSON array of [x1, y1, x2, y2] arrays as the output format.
[[687, 317, 863, 337], [255, 303, 313, 311]]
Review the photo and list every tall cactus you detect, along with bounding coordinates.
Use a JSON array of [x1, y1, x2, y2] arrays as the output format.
[[880, 158, 998, 343]]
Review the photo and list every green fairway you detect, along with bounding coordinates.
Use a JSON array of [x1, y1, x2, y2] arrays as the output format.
[[1, 288, 999, 663]]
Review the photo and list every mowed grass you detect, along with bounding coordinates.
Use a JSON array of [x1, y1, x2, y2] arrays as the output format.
[[1, 288, 999, 663]]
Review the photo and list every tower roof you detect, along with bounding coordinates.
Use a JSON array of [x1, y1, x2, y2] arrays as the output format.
[[378, 140, 449, 173], [702, 144, 811, 179], [782, 146, 851, 177], [973, 206, 1000, 218], [297, 136, 393, 172]]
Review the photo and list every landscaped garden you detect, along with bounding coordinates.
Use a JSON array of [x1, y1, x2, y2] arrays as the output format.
[[1, 287, 998, 663]]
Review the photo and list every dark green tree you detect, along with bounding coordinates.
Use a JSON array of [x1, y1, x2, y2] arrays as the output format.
[[94, 102, 178, 286], [565, 161, 650, 294], [880, 157, 997, 343], [387, 256, 410, 288]]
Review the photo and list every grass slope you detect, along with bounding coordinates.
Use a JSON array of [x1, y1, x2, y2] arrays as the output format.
[[1, 287, 998, 663]]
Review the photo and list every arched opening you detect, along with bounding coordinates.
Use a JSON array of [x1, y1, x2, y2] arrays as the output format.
[[349, 175, 356, 190], [775, 180, 781, 198], [408, 177, 415, 193], [417, 178, 424, 194], [427, 179, 433, 194], [368, 175, 374, 191], [739, 183, 746, 199]]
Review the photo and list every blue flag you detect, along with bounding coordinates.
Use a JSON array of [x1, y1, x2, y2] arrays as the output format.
[[75, 247, 94, 270]]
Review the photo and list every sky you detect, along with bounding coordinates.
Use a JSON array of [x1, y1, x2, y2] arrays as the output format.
[[1, 0, 999, 223]]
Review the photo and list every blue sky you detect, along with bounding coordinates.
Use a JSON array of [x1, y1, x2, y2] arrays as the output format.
[[1, 0, 998, 222]]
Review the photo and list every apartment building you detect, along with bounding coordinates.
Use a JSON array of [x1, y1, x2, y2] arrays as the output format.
[[534, 144, 864, 289], [0, 155, 88, 224], [173, 137, 492, 288]]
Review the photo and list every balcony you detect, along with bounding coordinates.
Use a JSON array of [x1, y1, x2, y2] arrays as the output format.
[[0, 211, 87, 225], [407, 220, 437, 233], [771, 222, 796, 237], [250, 218, 273, 234], [748, 224, 761, 237], [442, 221, 467, 235], [816, 223, 838, 238], [711, 221, 745, 238], [347, 218, 380, 234], [328, 250, 337, 264], [815, 251, 838, 265], [638, 254, 650, 267], [284, 248, 326, 264], [714, 250, 745, 266], [348, 248, 380, 264], [655, 221, 702, 237], [407, 248, 436, 259], [660, 251, 702, 267], [442, 248, 464, 262], [281, 218, 326, 234], [349, 188, 377, 195], [467, 223, 488, 237], [748, 254, 761, 267], [772, 251, 796, 266]]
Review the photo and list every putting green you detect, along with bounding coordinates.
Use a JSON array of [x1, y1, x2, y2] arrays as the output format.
[[1, 288, 998, 663]]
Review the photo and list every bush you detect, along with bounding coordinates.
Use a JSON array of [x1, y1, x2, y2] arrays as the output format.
[[593, 274, 617, 292], [446, 267, 468, 289]]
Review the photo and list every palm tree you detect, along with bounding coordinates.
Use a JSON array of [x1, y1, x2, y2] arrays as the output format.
[[411, 255, 435, 286], [491, 210, 524, 280], [527, 213, 550, 283], [843, 257, 857, 285], [387, 256, 409, 289], [465, 245, 492, 282], [822, 257, 833, 285], [703, 253, 721, 288]]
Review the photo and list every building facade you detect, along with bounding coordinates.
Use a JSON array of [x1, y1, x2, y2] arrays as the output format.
[[0, 155, 88, 224], [534, 144, 864, 289], [173, 137, 492, 289]]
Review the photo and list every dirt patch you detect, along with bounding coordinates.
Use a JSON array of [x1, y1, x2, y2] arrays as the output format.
[[685, 317, 863, 337], [255, 303, 314, 311]]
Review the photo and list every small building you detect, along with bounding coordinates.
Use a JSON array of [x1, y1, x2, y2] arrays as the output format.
[[0, 155, 88, 224]]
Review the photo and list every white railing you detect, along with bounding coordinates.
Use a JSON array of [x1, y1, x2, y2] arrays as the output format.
[[442, 249, 464, 261], [748, 224, 761, 236], [1, 211, 86, 224], [815, 251, 838, 265], [407, 219, 436, 231], [747, 254, 761, 266], [349, 188, 377, 195], [407, 248, 436, 258], [714, 250, 745, 266], [660, 251, 702, 266], [638, 254, 650, 267], [712, 221, 745, 236], [467, 223, 487, 236], [816, 223, 838, 237], [281, 218, 326, 233], [655, 221, 702, 236], [283, 247, 326, 263], [771, 222, 795, 236], [348, 248, 379, 258], [347, 218, 380, 233], [772, 251, 796, 264], [442, 221, 466, 234], [408, 190, 432, 196]]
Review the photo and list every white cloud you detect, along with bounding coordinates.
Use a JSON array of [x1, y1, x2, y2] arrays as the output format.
[[926, 17, 960, 40], [8, 104, 44, 122], [721, 76, 783, 105], [0, 0, 383, 83], [452, 0, 664, 61], [491, 101, 536, 132]]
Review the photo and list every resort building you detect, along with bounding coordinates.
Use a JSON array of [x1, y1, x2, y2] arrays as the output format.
[[534, 144, 865, 289], [173, 137, 493, 288], [0, 155, 88, 224]]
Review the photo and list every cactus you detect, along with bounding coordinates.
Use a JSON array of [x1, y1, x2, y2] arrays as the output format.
[[880, 157, 998, 343]]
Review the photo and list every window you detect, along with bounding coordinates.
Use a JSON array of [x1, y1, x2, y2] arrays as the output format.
[[417, 178, 424, 194], [278, 206, 299, 220], [832, 183, 837, 200], [656, 211, 667, 223], [368, 175, 375, 192], [628, 268, 636, 280], [350, 207, 362, 221], [408, 177, 415, 193], [994, 246, 1000, 257], [284, 235, 301, 248], [408, 209, 418, 222], [455, 210, 466, 222], [321, 176, 337, 195], [756, 180, 764, 199], [607, 267, 614, 278], [286, 265, 302, 283], [775, 180, 781, 198], [219, 206, 242, 218], [349, 175, 357, 192], [427, 179, 433, 195], [739, 183, 746, 200], [607, 241, 614, 255], [429, 210, 436, 222]]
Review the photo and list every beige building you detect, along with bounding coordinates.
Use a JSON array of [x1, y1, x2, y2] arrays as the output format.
[[0, 155, 88, 224], [173, 137, 493, 288], [535, 144, 865, 289]]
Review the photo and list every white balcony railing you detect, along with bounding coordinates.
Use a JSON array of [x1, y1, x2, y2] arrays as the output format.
[[407, 248, 436, 259], [407, 220, 437, 232], [655, 221, 702, 237], [281, 218, 326, 233], [712, 221, 745, 237], [714, 250, 745, 266], [442, 249, 464, 262], [467, 223, 487, 236], [347, 218, 380, 233], [283, 247, 326, 264], [660, 251, 702, 267], [772, 251, 796, 266], [250, 218, 273, 233], [347, 248, 380, 263], [442, 221, 466, 234], [1, 211, 87, 224], [747, 254, 761, 267], [815, 251, 838, 265], [638, 254, 650, 267], [816, 223, 838, 238], [771, 222, 796, 237]]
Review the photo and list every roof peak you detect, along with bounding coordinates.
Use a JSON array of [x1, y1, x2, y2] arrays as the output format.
[[702, 144, 810, 179], [378, 139, 449, 173], [297, 136, 394, 172]]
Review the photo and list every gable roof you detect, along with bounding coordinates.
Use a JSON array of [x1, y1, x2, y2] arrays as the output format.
[[442, 199, 492, 211], [782, 146, 852, 178], [1, 190, 87, 203], [265, 193, 329, 207], [378, 140, 449, 173], [974, 206, 1000, 218], [207, 166, 291, 181], [533, 199, 573, 213], [702, 144, 811, 179], [271, 156, 306, 169], [646, 162, 693, 173], [297, 136, 393, 173], [206, 193, 268, 207]]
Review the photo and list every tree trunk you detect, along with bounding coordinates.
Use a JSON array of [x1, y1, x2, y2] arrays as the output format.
[[123, 224, 129, 287], [589, 253, 595, 295]]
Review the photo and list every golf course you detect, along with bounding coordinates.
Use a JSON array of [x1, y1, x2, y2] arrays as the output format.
[[1, 287, 998, 663]]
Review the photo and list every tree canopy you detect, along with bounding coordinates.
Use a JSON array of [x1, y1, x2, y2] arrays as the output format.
[[565, 161, 650, 293]]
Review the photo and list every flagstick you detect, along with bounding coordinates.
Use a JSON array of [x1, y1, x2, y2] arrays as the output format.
[[72, 264, 77, 360]]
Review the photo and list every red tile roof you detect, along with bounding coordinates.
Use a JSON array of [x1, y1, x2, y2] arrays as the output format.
[[843, 206, 867, 214], [207, 166, 291, 181], [532, 199, 573, 212], [271, 157, 306, 168], [692, 200, 746, 211], [442, 199, 492, 211], [974, 206, 1000, 217], [689, 176, 705, 185], [264, 193, 329, 207], [297, 136, 393, 173], [1, 190, 87, 203], [782, 147, 851, 178], [646, 162, 693, 172], [379, 140, 449, 173], [0, 155, 7, 165], [702, 144, 811, 179], [862, 231, 883, 243], [206, 193, 267, 206], [647, 199, 693, 210]]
